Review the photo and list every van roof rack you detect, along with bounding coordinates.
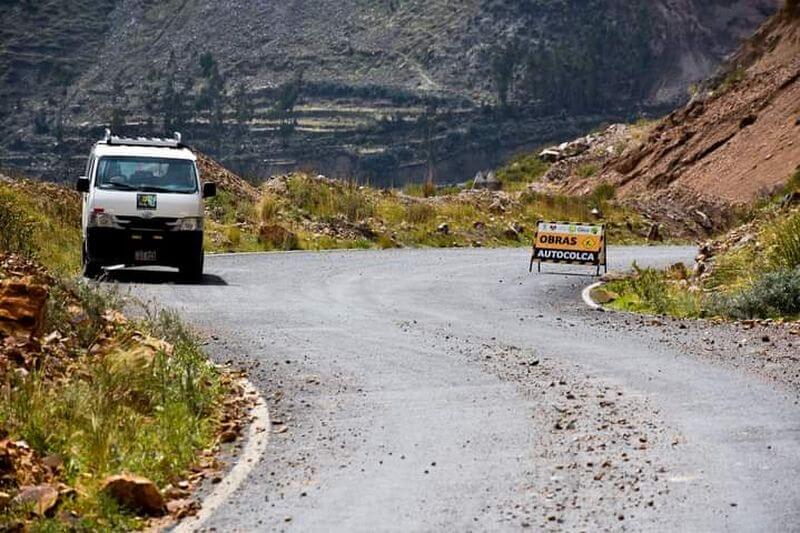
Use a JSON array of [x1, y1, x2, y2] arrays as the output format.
[[99, 128, 185, 148]]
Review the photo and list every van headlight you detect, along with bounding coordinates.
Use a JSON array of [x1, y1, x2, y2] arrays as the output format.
[[174, 217, 203, 231], [88, 212, 120, 228]]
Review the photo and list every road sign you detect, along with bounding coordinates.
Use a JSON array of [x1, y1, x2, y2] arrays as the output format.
[[530, 221, 607, 275]]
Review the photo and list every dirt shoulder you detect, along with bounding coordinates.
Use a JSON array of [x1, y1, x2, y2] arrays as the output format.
[[587, 308, 800, 393]]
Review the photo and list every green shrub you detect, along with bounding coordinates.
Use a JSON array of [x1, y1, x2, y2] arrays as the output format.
[[1, 304, 223, 528], [404, 202, 436, 224], [591, 183, 616, 204], [376, 234, 397, 249], [258, 194, 281, 223], [709, 268, 800, 319], [629, 264, 672, 315], [376, 200, 406, 225], [225, 225, 242, 247], [287, 176, 373, 222], [336, 182, 374, 222], [768, 211, 800, 270], [786, 167, 800, 193], [402, 183, 422, 197], [496, 153, 549, 184], [575, 163, 600, 179], [520, 191, 592, 222], [719, 67, 746, 93], [0, 188, 35, 257], [705, 246, 761, 291]]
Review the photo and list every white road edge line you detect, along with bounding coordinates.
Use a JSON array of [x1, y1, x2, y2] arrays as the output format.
[[173, 378, 270, 533], [582, 281, 605, 311]]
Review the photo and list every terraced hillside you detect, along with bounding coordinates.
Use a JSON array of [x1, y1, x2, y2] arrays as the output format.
[[0, 0, 780, 184]]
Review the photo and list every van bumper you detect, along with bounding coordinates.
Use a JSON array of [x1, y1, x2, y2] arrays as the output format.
[[86, 228, 203, 267]]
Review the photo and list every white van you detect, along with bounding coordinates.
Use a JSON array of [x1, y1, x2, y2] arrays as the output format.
[[76, 130, 216, 280]]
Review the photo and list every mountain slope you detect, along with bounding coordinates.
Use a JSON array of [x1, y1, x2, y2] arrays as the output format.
[[0, 0, 780, 183], [609, 3, 800, 215], [531, 2, 799, 237]]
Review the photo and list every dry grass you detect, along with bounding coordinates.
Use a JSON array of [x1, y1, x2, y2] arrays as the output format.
[[0, 181, 81, 274], [1, 281, 225, 530]]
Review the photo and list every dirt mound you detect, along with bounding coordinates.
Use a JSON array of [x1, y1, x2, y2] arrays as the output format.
[[195, 152, 259, 203], [604, 6, 800, 234], [0, 173, 81, 215], [540, 4, 800, 238]]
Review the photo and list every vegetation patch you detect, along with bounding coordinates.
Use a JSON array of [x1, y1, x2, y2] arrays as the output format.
[[496, 153, 550, 190], [0, 180, 81, 275], [0, 177, 246, 530], [603, 185, 800, 321], [202, 162, 653, 254]]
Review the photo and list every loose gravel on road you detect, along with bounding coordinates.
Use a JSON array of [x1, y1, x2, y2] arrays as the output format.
[[112, 246, 800, 532]]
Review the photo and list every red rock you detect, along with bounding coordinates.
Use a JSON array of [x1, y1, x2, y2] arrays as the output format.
[[0, 278, 48, 340], [100, 474, 165, 516]]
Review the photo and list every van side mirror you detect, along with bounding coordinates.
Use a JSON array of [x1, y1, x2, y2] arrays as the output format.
[[203, 182, 217, 198], [76, 177, 90, 193]]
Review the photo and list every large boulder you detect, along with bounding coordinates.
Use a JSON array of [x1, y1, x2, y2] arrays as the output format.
[[258, 224, 299, 250], [0, 278, 48, 340], [100, 475, 165, 516]]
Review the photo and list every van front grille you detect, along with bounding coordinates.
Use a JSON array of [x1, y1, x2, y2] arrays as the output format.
[[116, 216, 178, 232]]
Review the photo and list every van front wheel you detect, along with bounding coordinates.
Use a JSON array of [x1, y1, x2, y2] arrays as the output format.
[[179, 251, 204, 282], [82, 244, 102, 279]]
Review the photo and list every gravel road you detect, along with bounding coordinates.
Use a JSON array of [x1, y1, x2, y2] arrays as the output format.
[[114, 246, 800, 532]]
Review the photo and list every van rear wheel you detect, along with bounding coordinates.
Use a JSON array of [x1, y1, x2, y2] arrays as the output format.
[[179, 251, 204, 282]]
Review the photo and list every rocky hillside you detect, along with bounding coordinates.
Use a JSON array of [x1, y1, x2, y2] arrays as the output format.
[[525, 1, 800, 237], [0, 0, 779, 184]]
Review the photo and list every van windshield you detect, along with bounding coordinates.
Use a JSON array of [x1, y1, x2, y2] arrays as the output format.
[[95, 157, 198, 194]]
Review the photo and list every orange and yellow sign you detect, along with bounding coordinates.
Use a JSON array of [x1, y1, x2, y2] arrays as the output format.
[[531, 221, 606, 269]]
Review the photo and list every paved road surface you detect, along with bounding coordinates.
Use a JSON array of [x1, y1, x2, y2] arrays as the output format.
[[115, 247, 800, 532]]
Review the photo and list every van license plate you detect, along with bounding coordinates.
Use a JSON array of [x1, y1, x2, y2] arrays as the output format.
[[135, 250, 157, 262]]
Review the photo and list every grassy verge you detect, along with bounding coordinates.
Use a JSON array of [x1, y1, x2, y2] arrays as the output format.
[[204, 173, 653, 253], [603, 174, 800, 321], [1, 282, 225, 530], [0, 177, 230, 530], [0, 180, 81, 274]]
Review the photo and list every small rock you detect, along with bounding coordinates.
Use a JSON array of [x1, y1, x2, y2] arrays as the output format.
[[166, 498, 199, 518], [42, 454, 63, 471], [0, 491, 12, 509], [15, 485, 60, 517], [164, 486, 190, 500], [219, 430, 238, 443], [100, 474, 165, 516], [590, 287, 619, 304]]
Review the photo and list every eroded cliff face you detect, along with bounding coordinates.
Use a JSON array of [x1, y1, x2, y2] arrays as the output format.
[[0, 0, 780, 183], [608, 5, 800, 235], [540, 4, 799, 237]]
